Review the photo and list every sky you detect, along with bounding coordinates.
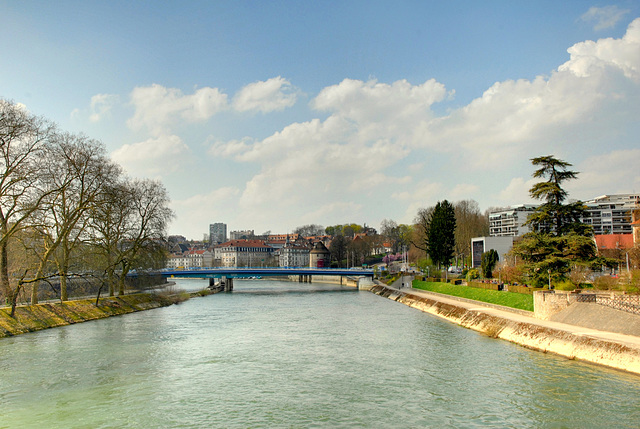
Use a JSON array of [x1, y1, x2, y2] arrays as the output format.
[[1, 1, 639, 240]]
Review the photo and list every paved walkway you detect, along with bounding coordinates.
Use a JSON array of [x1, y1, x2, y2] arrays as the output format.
[[389, 276, 640, 351]]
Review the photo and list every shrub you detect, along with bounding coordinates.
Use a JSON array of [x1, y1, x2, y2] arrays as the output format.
[[593, 275, 618, 291], [466, 268, 480, 282], [569, 265, 591, 288], [554, 279, 575, 291], [496, 265, 524, 285]]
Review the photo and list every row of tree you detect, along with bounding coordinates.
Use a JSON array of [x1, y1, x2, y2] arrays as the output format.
[[1, 99, 173, 315]]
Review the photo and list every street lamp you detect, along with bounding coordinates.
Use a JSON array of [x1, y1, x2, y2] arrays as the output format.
[[548, 269, 552, 290]]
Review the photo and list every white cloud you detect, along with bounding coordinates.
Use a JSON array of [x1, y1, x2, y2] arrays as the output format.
[[89, 93, 119, 122], [581, 6, 629, 31], [170, 187, 241, 237], [208, 137, 254, 158], [425, 18, 640, 169], [210, 77, 448, 215], [127, 84, 228, 135], [232, 76, 299, 113], [392, 180, 445, 224], [497, 177, 538, 207], [299, 202, 364, 225], [111, 134, 191, 176], [571, 149, 640, 198], [450, 183, 480, 200], [312, 78, 447, 145]]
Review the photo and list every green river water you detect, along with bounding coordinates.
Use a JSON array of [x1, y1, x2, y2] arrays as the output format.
[[1, 278, 639, 428]]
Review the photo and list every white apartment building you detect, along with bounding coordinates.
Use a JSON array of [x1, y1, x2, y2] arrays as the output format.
[[214, 239, 274, 267], [489, 194, 640, 237], [489, 205, 537, 237], [582, 194, 640, 235]]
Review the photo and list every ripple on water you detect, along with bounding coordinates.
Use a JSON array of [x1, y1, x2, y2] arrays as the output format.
[[1, 280, 640, 428]]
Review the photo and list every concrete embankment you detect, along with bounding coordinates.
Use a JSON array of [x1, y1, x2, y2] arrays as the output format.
[[0, 294, 178, 338], [370, 284, 640, 375]]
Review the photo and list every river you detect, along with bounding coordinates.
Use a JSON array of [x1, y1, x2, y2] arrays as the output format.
[[1, 278, 639, 428]]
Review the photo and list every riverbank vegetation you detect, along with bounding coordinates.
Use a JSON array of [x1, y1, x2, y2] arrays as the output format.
[[1, 99, 173, 316], [412, 280, 534, 312], [0, 293, 181, 337]]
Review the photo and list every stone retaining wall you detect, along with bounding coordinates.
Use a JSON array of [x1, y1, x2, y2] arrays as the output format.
[[370, 285, 640, 375]]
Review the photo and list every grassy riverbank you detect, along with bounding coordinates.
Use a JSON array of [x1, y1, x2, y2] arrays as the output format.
[[412, 280, 534, 312], [0, 293, 182, 338]]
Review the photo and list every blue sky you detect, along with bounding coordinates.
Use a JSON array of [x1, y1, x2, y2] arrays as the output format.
[[2, 1, 639, 239]]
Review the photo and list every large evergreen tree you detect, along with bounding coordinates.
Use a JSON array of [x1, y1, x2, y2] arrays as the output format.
[[525, 155, 589, 236], [427, 200, 456, 268], [511, 156, 597, 287], [481, 249, 499, 278]]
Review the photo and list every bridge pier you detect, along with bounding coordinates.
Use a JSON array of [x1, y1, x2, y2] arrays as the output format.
[[222, 277, 233, 292]]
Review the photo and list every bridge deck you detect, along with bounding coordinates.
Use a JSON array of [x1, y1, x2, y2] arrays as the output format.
[[140, 267, 374, 279]]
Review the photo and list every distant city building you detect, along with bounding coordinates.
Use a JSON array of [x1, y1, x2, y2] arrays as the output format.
[[230, 229, 254, 240], [471, 236, 514, 269], [166, 249, 213, 269], [309, 241, 331, 268], [279, 236, 310, 267], [268, 233, 300, 241], [214, 239, 274, 267], [209, 223, 227, 245]]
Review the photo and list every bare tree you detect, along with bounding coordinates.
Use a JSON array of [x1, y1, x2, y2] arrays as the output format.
[[0, 100, 57, 312], [453, 200, 489, 266], [411, 206, 435, 254], [27, 133, 121, 303], [293, 224, 325, 237], [88, 178, 173, 296]]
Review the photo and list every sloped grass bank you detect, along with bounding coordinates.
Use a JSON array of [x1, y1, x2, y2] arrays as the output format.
[[0, 294, 178, 338], [413, 280, 534, 312]]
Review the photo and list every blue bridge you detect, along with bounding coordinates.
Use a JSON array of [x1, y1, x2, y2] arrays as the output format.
[[141, 267, 375, 291]]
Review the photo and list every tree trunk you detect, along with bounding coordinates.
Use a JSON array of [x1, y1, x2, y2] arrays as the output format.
[[0, 238, 9, 303], [60, 275, 68, 301], [10, 282, 21, 318], [118, 271, 127, 296], [59, 240, 69, 301]]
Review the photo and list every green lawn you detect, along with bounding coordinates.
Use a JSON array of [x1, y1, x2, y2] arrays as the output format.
[[412, 281, 534, 312]]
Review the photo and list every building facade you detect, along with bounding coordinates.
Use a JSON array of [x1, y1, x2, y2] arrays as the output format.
[[166, 249, 213, 269], [582, 194, 640, 235], [489, 205, 537, 237], [309, 242, 331, 268], [214, 239, 274, 267], [471, 236, 514, 268], [230, 230, 254, 240], [209, 223, 227, 245], [279, 240, 310, 267]]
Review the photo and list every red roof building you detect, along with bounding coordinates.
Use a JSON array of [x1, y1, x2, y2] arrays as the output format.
[[594, 234, 634, 250]]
